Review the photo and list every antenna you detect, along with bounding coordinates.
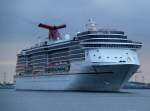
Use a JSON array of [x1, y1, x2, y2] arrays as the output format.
[[38, 23, 66, 41], [38, 36, 41, 45]]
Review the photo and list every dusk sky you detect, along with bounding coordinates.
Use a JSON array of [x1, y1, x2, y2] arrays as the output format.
[[0, 0, 150, 83]]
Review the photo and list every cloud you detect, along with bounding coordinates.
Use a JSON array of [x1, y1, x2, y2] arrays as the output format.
[[0, 60, 15, 65]]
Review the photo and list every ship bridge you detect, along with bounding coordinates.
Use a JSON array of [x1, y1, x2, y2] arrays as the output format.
[[74, 19, 142, 50]]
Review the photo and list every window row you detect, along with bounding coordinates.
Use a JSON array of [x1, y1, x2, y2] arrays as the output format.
[[83, 44, 141, 48]]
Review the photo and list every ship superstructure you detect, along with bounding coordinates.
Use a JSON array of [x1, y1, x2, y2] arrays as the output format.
[[15, 19, 142, 91]]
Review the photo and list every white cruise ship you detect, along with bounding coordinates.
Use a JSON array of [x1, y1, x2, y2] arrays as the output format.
[[15, 19, 142, 91]]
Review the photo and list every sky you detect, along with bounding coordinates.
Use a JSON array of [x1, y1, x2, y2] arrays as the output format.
[[0, 0, 150, 83]]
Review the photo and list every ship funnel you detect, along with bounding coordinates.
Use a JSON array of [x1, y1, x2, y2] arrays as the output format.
[[38, 23, 66, 41], [86, 18, 97, 31]]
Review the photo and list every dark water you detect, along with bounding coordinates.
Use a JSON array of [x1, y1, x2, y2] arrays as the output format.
[[0, 89, 150, 111]]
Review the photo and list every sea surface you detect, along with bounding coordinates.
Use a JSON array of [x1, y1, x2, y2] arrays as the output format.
[[0, 89, 150, 111]]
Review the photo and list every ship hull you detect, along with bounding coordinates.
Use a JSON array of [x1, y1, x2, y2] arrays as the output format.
[[15, 64, 139, 91]]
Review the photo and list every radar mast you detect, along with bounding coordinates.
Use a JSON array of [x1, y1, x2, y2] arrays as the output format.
[[86, 18, 97, 31]]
